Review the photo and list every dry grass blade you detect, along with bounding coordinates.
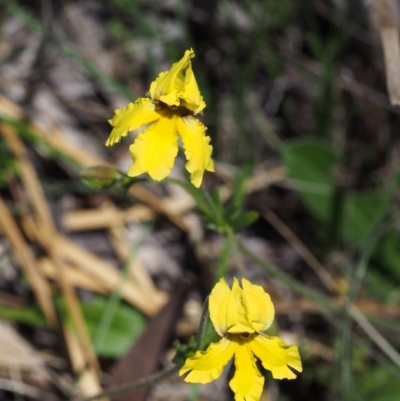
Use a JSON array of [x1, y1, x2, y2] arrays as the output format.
[[373, 0, 400, 105], [64, 329, 106, 400], [38, 258, 108, 294], [0, 95, 192, 230], [0, 197, 57, 328], [274, 297, 400, 318], [0, 124, 54, 235], [55, 235, 165, 316], [262, 208, 338, 292], [1, 124, 102, 390], [62, 205, 154, 232], [0, 94, 23, 119], [0, 322, 48, 374], [262, 206, 400, 369], [128, 184, 189, 231], [102, 202, 168, 307], [0, 95, 104, 167]]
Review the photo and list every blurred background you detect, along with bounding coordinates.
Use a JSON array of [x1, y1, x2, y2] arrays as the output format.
[[1, 0, 400, 400]]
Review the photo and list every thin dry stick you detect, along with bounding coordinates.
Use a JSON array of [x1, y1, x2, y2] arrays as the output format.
[[373, 0, 400, 106], [1, 125, 101, 379], [102, 201, 167, 306], [0, 95, 189, 231], [55, 234, 163, 315], [274, 296, 400, 318], [349, 305, 400, 367], [128, 183, 189, 231], [262, 207, 400, 369], [38, 258, 109, 294], [262, 208, 337, 291], [0, 377, 59, 401], [0, 197, 57, 328], [62, 204, 154, 232]]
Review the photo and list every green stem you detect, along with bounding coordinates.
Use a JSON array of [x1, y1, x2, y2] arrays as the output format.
[[238, 239, 400, 371], [196, 297, 210, 350], [339, 220, 389, 399], [226, 226, 246, 277], [215, 237, 231, 282], [92, 241, 141, 354], [237, 239, 337, 311]]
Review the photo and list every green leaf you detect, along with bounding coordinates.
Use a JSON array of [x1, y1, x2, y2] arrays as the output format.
[[0, 304, 48, 328], [281, 138, 337, 224], [173, 336, 198, 367], [358, 366, 400, 401], [57, 296, 146, 358], [228, 165, 252, 214], [0, 297, 146, 358], [282, 138, 391, 245], [211, 188, 225, 221], [229, 211, 259, 232], [374, 230, 400, 278], [167, 178, 227, 232], [341, 191, 390, 244]]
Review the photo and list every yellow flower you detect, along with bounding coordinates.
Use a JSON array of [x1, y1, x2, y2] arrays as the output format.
[[105, 49, 214, 187], [179, 278, 302, 401]]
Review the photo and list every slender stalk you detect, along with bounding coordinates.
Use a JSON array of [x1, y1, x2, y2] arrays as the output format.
[[349, 305, 400, 368], [215, 237, 231, 282], [338, 220, 388, 399], [237, 239, 337, 311], [238, 238, 400, 371], [196, 297, 210, 350], [226, 226, 246, 277]]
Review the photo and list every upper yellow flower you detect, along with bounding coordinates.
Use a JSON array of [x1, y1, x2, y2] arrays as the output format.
[[105, 49, 214, 187], [179, 278, 302, 401]]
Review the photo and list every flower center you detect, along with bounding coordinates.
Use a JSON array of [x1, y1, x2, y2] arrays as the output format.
[[154, 100, 193, 117]]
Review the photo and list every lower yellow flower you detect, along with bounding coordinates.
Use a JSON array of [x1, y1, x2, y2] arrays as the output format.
[[105, 49, 214, 188], [179, 278, 302, 401]]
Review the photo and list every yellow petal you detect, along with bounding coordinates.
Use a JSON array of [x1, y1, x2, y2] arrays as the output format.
[[209, 278, 255, 336], [241, 278, 275, 332], [128, 112, 178, 181], [149, 49, 194, 107], [209, 278, 238, 336], [106, 98, 158, 146], [176, 116, 214, 188], [229, 338, 264, 401], [180, 62, 206, 114], [179, 337, 237, 384], [228, 278, 256, 334], [249, 334, 302, 380]]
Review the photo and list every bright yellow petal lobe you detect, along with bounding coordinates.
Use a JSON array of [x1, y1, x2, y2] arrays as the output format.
[[229, 336, 264, 401], [209, 278, 254, 336], [176, 116, 214, 188], [149, 49, 194, 107], [241, 278, 275, 332], [127, 112, 178, 181], [179, 337, 237, 384], [228, 278, 256, 334], [209, 278, 231, 336], [249, 334, 302, 380], [180, 63, 206, 114], [215, 279, 241, 335], [106, 98, 158, 146]]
